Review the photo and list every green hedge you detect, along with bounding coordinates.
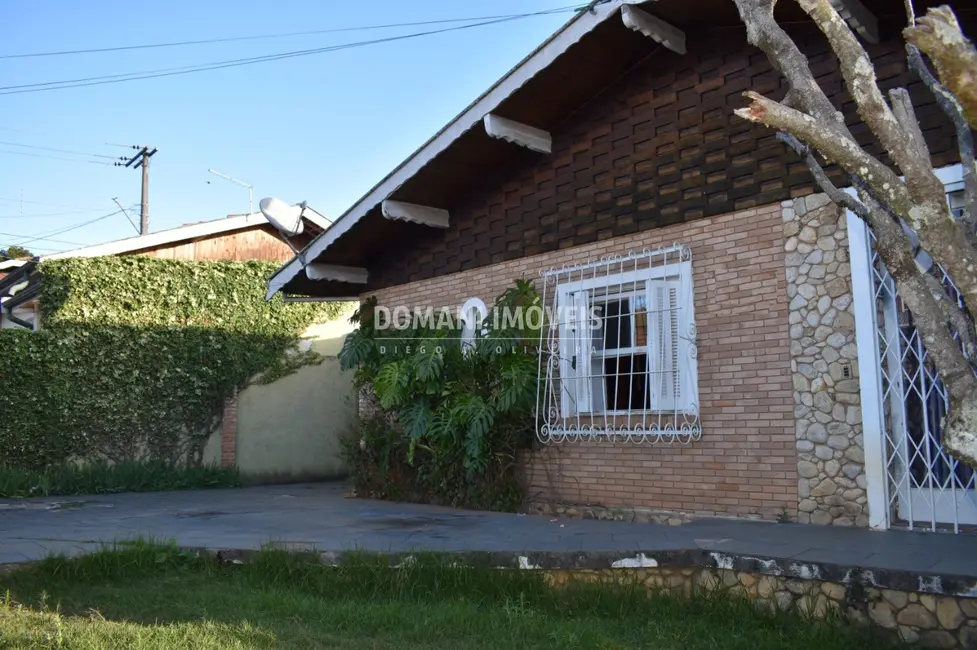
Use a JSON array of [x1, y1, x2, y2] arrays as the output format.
[[0, 257, 349, 472], [0, 460, 241, 498]]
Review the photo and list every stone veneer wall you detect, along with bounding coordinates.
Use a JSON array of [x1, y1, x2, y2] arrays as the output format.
[[545, 566, 977, 648], [782, 195, 867, 526]]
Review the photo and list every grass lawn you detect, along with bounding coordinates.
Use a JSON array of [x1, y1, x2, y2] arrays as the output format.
[[0, 543, 899, 649]]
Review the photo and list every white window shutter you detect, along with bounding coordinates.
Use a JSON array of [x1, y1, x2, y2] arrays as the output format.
[[558, 289, 592, 417], [649, 279, 681, 411]]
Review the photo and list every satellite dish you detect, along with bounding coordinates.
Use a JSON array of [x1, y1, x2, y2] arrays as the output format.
[[259, 197, 305, 236]]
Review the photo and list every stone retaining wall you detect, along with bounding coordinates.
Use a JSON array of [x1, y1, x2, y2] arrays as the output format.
[[546, 565, 977, 648], [201, 545, 977, 649]]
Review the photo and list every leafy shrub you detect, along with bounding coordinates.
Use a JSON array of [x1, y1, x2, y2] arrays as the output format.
[[0, 257, 350, 472], [339, 281, 541, 511]]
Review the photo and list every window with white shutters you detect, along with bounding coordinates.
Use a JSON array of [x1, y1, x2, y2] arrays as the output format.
[[537, 245, 699, 444]]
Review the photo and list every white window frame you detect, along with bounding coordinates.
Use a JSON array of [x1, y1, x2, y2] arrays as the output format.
[[554, 260, 696, 418]]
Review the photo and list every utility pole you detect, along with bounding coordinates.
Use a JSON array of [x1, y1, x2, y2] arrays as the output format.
[[115, 146, 157, 235]]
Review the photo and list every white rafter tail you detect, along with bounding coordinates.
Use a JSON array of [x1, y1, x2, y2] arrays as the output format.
[[483, 114, 553, 154], [304, 264, 368, 284], [828, 0, 879, 44], [380, 200, 450, 228], [621, 5, 686, 55]]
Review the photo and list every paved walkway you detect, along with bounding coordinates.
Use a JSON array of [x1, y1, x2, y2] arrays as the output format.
[[2, 483, 975, 593]]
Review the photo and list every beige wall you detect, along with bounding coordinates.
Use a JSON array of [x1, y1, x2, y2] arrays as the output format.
[[204, 312, 356, 481]]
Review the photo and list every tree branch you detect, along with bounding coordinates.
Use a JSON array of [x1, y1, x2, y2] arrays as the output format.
[[854, 187, 977, 398], [922, 272, 977, 362], [778, 130, 977, 374], [798, 0, 942, 193], [731, 0, 847, 129], [735, 0, 977, 466], [776, 132, 869, 216], [736, 84, 977, 324], [794, 1, 977, 307], [907, 44, 977, 238], [904, 5, 977, 130], [889, 87, 931, 161], [736, 91, 914, 211]]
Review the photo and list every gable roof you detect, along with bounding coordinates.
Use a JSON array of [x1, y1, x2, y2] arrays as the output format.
[[265, 0, 908, 300], [44, 206, 331, 260], [266, 0, 639, 299]]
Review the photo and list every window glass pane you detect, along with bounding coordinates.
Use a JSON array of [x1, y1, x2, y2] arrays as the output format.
[[602, 298, 631, 350], [602, 353, 649, 411]]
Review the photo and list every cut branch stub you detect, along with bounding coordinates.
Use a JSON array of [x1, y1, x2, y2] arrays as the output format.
[[904, 5, 977, 130]]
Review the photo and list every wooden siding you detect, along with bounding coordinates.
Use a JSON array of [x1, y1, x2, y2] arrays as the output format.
[[133, 225, 294, 262]]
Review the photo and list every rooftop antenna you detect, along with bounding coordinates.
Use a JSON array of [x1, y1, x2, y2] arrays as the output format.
[[208, 169, 253, 215], [259, 197, 307, 254]]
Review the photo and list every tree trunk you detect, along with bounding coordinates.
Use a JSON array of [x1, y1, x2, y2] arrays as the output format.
[[732, 0, 977, 468]]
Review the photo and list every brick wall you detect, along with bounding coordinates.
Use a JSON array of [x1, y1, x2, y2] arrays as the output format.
[[221, 393, 238, 468], [366, 201, 797, 519]]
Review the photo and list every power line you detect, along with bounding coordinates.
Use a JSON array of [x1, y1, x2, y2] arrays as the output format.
[[0, 231, 87, 246], [112, 197, 140, 234], [0, 140, 115, 158], [0, 8, 582, 96], [0, 6, 583, 59], [0, 12, 569, 92], [0, 207, 118, 219], [13, 210, 123, 246], [0, 196, 108, 210], [0, 148, 77, 162], [0, 148, 112, 165]]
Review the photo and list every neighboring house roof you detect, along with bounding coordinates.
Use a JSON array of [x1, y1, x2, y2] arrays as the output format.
[[0, 259, 28, 272], [0, 260, 39, 312], [44, 207, 331, 260], [0, 205, 330, 328]]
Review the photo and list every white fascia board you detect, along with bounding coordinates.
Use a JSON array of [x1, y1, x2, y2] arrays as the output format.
[[381, 200, 450, 228], [483, 114, 553, 154], [621, 5, 686, 54], [265, 0, 629, 300], [0, 259, 27, 271], [828, 0, 879, 44], [305, 264, 368, 284]]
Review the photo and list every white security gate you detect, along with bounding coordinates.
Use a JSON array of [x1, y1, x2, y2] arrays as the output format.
[[850, 165, 977, 533]]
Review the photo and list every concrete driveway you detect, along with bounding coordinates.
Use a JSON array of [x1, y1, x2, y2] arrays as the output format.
[[2, 483, 975, 590]]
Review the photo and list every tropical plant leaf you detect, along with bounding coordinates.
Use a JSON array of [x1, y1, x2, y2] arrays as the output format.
[[412, 345, 444, 383], [374, 360, 409, 409], [339, 329, 375, 371]]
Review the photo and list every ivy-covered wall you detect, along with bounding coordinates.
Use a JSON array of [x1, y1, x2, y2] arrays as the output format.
[[0, 257, 347, 472]]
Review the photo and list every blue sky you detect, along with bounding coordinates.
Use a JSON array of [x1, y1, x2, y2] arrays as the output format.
[[0, 1, 580, 254]]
